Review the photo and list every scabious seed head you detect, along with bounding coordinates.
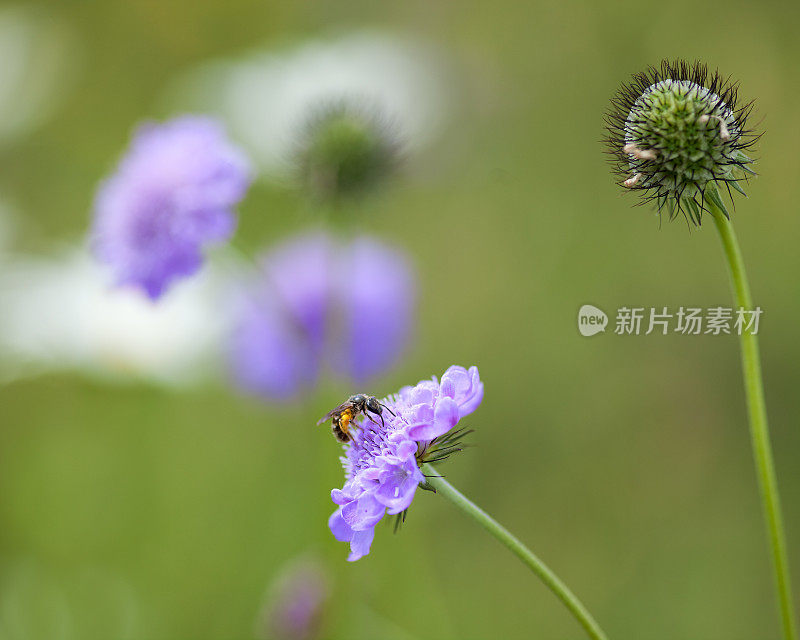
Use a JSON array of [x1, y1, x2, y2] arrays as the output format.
[[328, 365, 483, 561], [605, 60, 758, 224], [296, 101, 399, 200]]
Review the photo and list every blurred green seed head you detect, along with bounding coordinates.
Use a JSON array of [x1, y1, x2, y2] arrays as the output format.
[[606, 60, 758, 224], [297, 102, 399, 201]]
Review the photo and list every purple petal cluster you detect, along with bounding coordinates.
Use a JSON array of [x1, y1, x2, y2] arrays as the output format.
[[329, 365, 483, 561], [229, 231, 414, 400], [91, 116, 252, 299], [262, 562, 328, 640]]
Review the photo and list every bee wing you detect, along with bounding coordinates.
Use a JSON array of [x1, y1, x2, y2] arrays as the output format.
[[316, 403, 350, 426]]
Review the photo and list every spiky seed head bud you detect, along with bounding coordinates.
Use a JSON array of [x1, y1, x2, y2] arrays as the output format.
[[295, 101, 400, 201], [605, 60, 758, 225]]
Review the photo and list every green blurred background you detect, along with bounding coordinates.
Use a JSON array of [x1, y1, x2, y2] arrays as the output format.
[[2, 0, 800, 638]]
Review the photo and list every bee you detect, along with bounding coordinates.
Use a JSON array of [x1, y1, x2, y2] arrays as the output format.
[[316, 394, 394, 443]]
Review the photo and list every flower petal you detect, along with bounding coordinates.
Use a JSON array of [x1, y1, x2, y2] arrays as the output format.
[[440, 365, 484, 417], [342, 494, 385, 531], [405, 421, 438, 441], [347, 527, 375, 562], [328, 508, 353, 542], [331, 489, 351, 506], [395, 440, 417, 460]]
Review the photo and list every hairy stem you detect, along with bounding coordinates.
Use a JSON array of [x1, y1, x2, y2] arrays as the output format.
[[708, 196, 797, 640], [421, 463, 609, 640]]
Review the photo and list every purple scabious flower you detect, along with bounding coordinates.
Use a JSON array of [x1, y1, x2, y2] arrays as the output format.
[[329, 365, 483, 561], [228, 231, 414, 400], [330, 236, 414, 382], [229, 234, 332, 400], [91, 116, 252, 299]]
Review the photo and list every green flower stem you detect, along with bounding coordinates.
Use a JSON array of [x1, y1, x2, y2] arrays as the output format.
[[709, 198, 797, 640], [420, 463, 609, 640]]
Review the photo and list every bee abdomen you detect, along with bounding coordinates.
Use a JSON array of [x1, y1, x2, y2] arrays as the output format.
[[332, 423, 350, 443]]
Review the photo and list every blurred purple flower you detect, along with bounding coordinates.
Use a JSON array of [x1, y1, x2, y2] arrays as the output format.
[[229, 234, 332, 400], [228, 231, 414, 400], [331, 237, 414, 382], [330, 365, 483, 561], [91, 116, 252, 299], [228, 293, 321, 401], [259, 561, 328, 640]]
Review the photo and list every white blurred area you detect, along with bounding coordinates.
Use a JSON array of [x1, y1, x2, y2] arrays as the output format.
[[0, 246, 233, 387], [163, 30, 451, 175], [0, 5, 77, 143]]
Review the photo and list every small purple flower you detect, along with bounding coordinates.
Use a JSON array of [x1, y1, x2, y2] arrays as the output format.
[[228, 231, 414, 400], [329, 365, 483, 561], [91, 116, 252, 299], [259, 561, 328, 640]]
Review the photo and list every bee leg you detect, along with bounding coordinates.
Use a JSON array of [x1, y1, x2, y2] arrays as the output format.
[[366, 411, 385, 428], [379, 402, 396, 417]]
